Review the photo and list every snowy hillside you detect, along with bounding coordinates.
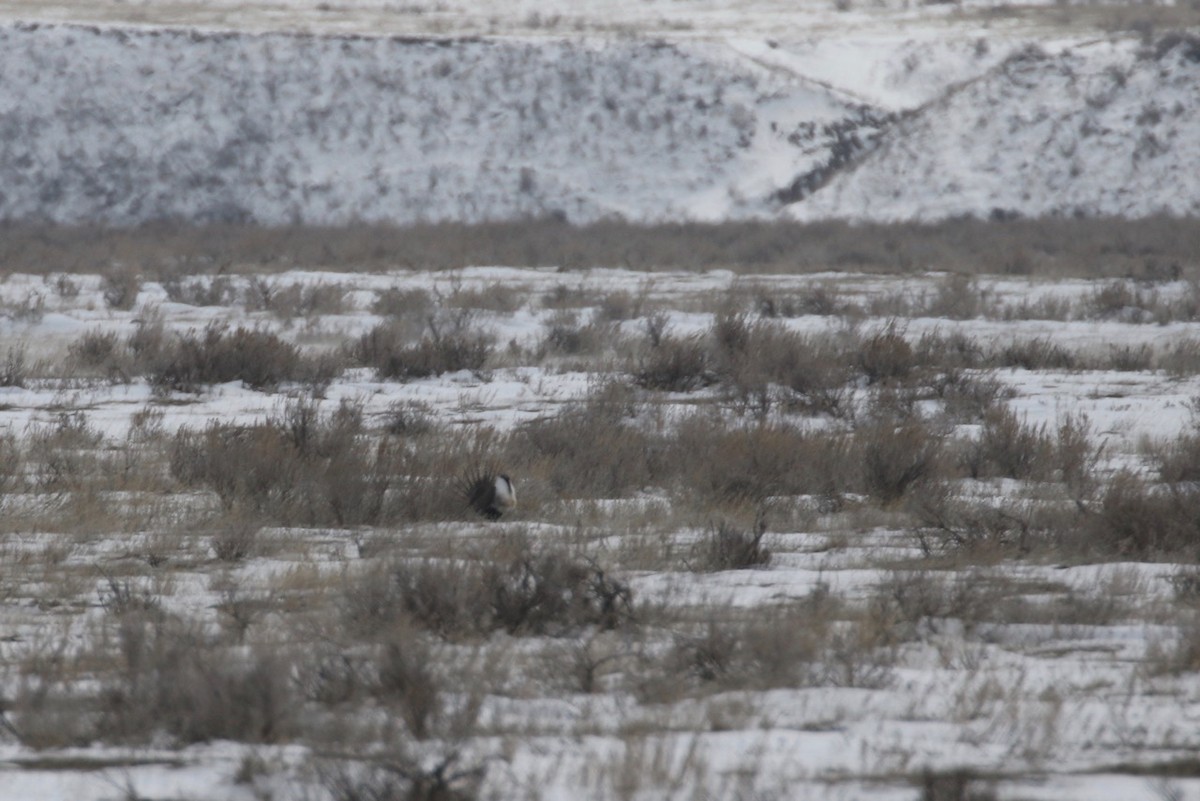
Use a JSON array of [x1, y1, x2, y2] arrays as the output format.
[[0, 23, 896, 225], [0, 17, 1197, 225], [792, 35, 1200, 221]]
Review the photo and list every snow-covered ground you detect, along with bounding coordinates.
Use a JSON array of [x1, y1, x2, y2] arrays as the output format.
[[1, 266, 1200, 800]]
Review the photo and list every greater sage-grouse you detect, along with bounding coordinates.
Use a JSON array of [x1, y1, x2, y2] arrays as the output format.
[[460, 468, 516, 520]]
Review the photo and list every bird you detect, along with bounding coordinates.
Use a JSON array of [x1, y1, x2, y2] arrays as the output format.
[[459, 467, 517, 520]]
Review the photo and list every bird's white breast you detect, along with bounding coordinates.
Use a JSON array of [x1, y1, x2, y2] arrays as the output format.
[[494, 475, 516, 508]]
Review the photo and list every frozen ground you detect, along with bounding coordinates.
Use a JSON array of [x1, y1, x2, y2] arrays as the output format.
[[1, 265, 1200, 800]]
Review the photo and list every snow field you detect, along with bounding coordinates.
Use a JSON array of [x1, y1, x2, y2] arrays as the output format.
[[1, 265, 1200, 799]]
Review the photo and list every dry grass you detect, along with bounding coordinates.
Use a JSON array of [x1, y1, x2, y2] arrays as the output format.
[[4, 216, 1200, 278]]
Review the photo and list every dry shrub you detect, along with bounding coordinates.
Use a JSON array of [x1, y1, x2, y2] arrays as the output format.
[[1169, 569, 1200, 606], [918, 769, 998, 801], [854, 414, 944, 506], [914, 329, 984, 370], [597, 288, 649, 321], [338, 561, 410, 637], [210, 510, 266, 562], [320, 752, 483, 801], [291, 282, 349, 317], [161, 274, 237, 307], [29, 410, 103, 492], [917, 413, 1098, 553], [958, 406, 1054, 480], [126, 307, 169, 367], [706, 308, 748, 358], [372, 287, 435, 318], [1083, 280, 1158, 323], [378, 559, 487, 640], [485, 544, 633, 635], [11, 609, 298, 747], [83, 315, 337, 390], [821, 607, 899, 690], [148, 323, 318, 392], [1104, 343, 1154, 371], [907, 479, 1036, 555], [644, 310, 669, 347], [539, 310, 617, 358], [509, 381, 661, 499], [68, 328, 120, 365], [666, 619, 739, 687], [673, 415, 850, 507], [633, 334, 714, 392], [1056, 412, 1102, 507], [1153, 425, 1200, 484], [933, 368, 1011, 423], [1087, 471, 1200, 558], [345, 547, 633, 641], [1160, 338, 1200, 377], [213, 578, 268, 644], [995, 337, 1077, 370], [247, 279, 349, 319], [0, 430, 25, 497], [553, 635, 630, 694], [0, 344, 28, 387], [690, 514, 771, 571], [1003, 293, 1073, 322], [102, 267, 141, 310], [299, 644, 367, 706], [857, 323, 915, 385], [352, 320, 413, 368], [67, 329, 130, 382], [1149, 614, 1200, 676], [98, 613, 297, 745], [170, 399, 393, 526], [658, 602, 830, 695], [372, 627, 444, 739], [870, 570, 1001, 639], [383, 401, 437, 437], [52, 274, 80, 299], [446, 281, 524, 313], [171, 423, 296, 510], [755, 283, 849, 317], [712, 314, 851, 417], [1161, 281, 1200, 324], [354, 319, 493, 380], [540, 283, 589, 309], [927, 273, 981, 320], [9, 652, 89, 748]]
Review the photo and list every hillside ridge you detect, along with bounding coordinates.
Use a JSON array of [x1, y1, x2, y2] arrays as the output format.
[[1, 21, 1196, 225]]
